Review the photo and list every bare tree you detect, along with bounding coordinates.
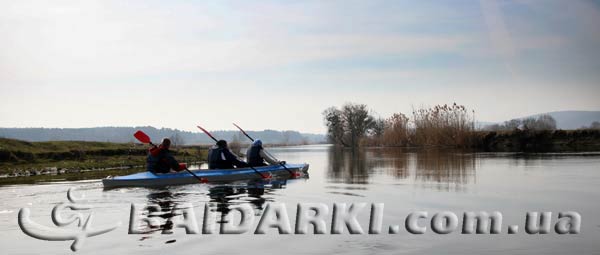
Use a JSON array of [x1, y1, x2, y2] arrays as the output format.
[[170, 132, 184, 148], [523, 115, 556, 130], [484, 123, 503, 131], [504, 119, 522, 130], [521, 117, 537, 130], [536, 115, 557, 130], [229, 133, 242, 154], [323, 107, 346, 146], [341, 103, 375, 147], [371, 118, 386, 137], [323, 103, 375, 147]]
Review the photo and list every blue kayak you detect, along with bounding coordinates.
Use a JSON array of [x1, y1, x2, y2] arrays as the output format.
[[102, 163, 309, 188]]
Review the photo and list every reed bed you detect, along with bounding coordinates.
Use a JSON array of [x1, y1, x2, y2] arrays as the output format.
[[411, 103, 475, 147], [358, 103, 475, 147]]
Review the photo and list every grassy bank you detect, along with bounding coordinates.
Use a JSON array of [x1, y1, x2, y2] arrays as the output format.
[[473, 129, 600, 152], [0, 167, 146, 185], [360, 129, 600, 152], [0, 138, 208, 177]]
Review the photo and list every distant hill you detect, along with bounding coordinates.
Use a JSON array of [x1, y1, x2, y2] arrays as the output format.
[[483, 111, 600, 130], [0, 126, 326, 145]]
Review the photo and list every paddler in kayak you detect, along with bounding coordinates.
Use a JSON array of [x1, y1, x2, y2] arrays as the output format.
[[246, 139, 285, 167], [208, 140, 249, 169], [146, 138, 187, 174]]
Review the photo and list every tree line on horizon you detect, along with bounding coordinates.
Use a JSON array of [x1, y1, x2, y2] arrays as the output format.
[[483, 115, 557, 131], [323, 102, 477, 147], [484, 118, 600, 131], [0, 126, 326, 145], [321, 103, 599, 148]]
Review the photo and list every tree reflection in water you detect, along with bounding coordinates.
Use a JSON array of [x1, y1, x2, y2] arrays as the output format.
[[327, 146, 476, 191], [327, 147, 372, 184], [414, 150, 476, 191]]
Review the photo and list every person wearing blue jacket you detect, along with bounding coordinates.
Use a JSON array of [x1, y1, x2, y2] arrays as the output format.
[[246, 139, 283, 167]]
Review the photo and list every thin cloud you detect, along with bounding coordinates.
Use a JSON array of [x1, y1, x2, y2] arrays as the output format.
[[0, 1, 598, 132], [479, 0, 519, 80]]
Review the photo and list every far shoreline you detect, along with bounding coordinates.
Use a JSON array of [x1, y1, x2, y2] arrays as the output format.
[[2, 129, 600, 185]]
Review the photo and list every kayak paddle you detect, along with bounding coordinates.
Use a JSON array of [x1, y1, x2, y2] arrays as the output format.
[[196, 125, 270, 179], [133, 130, 207, 183], [232, 123, 299, 178]]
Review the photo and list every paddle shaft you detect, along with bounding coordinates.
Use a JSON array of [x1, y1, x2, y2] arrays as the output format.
[[233, 123, 255, 142], [196, 125, 268, 179], [133, 130, 205, 183], [232, 123, 294, 176]]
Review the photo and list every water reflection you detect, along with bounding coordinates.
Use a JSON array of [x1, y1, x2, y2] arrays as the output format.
[[370, 148, 410, 179], [326, 147, 476, 190], [142, 189, 189, 234], [207, 179, 288, 215], [135, 178, 296, 236], [414, 150, 476, 191], [327, 147, 372, 184]]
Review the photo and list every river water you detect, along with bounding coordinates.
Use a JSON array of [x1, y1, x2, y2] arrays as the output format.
[[1, 145, 599, 254]]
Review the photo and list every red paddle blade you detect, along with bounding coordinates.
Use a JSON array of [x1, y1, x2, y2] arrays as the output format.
[[232, 123, 254, 141], [232, 123, 243, 132], [196, 125, 218, 142], [196, 125, 209, 134], [133, 130, 151, 144]]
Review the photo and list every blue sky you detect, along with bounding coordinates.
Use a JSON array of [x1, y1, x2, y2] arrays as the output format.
[[1, 0, 599, 133]]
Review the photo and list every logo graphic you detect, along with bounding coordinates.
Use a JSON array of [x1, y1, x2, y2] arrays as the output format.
[[18, 188, 122, 251]]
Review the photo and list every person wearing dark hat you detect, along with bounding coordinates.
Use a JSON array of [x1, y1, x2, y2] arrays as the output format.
[[208, 140, 249, 169], [246, 139, 284, 167], [146, 138, 187, 173]]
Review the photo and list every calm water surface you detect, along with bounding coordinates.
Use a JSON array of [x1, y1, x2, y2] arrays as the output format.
[[1, 145, 599, 254]]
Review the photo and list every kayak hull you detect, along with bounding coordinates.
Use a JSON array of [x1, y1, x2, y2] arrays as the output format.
[[102, 163, 309, 188]]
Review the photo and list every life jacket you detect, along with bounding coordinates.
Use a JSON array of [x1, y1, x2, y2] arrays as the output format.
[[208, 147, 234, 169], [146, 146, 166, 173], [147, 146, 184, 173], [247, 145, 266, 167]]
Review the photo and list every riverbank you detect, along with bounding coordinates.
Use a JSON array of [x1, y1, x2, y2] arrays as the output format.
[[0, 138, 208, 179], [473, 129, 600, 152], [359, 129, 600, 152]]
